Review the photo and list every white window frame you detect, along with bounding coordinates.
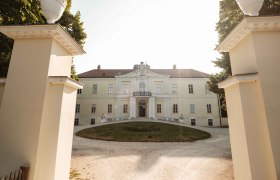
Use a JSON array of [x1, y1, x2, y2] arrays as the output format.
[[74, 118, 79, 126], [91, 104, 96, 113], [188, 84, 194, 94], [92, 84, 97, 94], [108, 104, 112, 113], [91, 118, 95, 125], [123, 104, 128, 113], [190, 104, 195, 114], [208, 119, 213, 126], [156, 84, 161, 94], [173, 104, 178, 113], [207, 104, 212, 113], [191, 119, 196, 126], [75, 104, 80, 113], [108, 84, 113, 94], [157, 104, 161, 113], [139, 82, 145, 91], [123, 84, 129, 94], [172, 84, 177, 94]]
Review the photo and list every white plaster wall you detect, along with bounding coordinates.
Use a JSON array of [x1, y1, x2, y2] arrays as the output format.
[[230, 34, 258, 76], [48, 40, 72, 77], [253, 31, 280, 178]]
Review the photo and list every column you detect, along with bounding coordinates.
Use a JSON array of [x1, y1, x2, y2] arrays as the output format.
[[148, 97, 155, 119], [0, 25, 85, 180], [129, 96, 136, 119], [217, 16, 280, 180]]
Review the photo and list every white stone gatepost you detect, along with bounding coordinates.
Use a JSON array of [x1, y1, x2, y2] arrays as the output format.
[[148, 96, 156, 119], [0, 25, 85, 180], [218, 16, 280, 180], [129, 96, 136, 119]]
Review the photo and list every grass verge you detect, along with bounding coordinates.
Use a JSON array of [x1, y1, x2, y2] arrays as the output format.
[[76, 122, 211, 142]]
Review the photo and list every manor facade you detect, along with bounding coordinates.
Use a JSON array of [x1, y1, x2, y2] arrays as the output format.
[[75, 62, 224, 127]]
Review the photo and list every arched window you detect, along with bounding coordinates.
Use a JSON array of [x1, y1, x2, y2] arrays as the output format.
[[139, 82, 145, 91]]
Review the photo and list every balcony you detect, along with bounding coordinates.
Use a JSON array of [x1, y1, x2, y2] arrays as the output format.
[[133, 91, 152, 96]]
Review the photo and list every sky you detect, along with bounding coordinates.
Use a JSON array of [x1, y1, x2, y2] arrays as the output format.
[[71, 0, 222, 74]]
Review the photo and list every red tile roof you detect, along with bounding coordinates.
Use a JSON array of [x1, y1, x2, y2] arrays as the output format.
[[78, 69, 209, 78]]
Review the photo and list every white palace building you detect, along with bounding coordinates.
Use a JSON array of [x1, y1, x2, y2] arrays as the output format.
[[75, 62, 226, 127]]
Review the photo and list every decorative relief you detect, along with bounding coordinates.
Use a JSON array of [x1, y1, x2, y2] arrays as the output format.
[[133, 62, 150, 75]]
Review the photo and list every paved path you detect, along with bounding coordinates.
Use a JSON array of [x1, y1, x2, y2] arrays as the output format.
[[71, 120, 233, 180]]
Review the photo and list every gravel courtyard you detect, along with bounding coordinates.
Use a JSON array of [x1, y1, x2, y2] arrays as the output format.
[[71, 122, 233, 180]]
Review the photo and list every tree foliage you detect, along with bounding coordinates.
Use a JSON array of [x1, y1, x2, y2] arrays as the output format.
[[0, 0, 86, 80], [208, 0, 280, 115]]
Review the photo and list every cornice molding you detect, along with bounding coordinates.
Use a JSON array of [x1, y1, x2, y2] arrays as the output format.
[[48, 76, 84, 89], [0, 24, 86, 55], [216, 16, 280, 52], [218, 73, 258, 89]]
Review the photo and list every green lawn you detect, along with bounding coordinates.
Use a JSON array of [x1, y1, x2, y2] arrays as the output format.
[[76, 122, 211, 142]]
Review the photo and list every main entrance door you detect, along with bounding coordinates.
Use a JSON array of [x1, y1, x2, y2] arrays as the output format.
[[138, 102, 146, 117]]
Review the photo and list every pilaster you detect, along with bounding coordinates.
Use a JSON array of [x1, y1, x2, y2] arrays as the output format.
[[148, 96, 155, 119], [129, 96, 136, 119]]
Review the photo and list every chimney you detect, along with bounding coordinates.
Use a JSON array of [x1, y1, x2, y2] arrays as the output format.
[[173, 64, 176, 69], [97, 65, 101, 70]]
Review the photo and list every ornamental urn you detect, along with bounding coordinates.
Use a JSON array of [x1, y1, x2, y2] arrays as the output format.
[[41, 0, 67, 23], [236, 0, 264, 16]]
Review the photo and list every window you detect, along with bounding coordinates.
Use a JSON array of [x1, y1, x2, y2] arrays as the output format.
[[190, 104, 195, 114], [91, 118, 95, 125], [208, 119, 213, 126], [188, 84, 193, 94], [205, 84, 210, 94], [173, 104, 178, 113], [172, 84, 177, 94], [108, 104, 112, 113], [77, 89, 82, 94], [108, 84, 113, 94], [75, 104, 80, 113], [92, 84, 97, 94], [91, 104, 96, 113], [74, 118, 79, 126], [191, 119, 196, 126], [139, 82, 145, 91], [156, 84, 161, 94], [123, 84, 129, 94], [207, 104, 212, 113], [123, 104, 128, 113], [157, 104, 161, 113]]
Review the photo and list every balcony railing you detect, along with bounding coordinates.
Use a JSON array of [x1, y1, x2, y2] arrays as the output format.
[[133, 91, 152, 96]]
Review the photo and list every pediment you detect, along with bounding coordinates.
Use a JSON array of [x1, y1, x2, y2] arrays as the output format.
[[115, 69, 169, 78]]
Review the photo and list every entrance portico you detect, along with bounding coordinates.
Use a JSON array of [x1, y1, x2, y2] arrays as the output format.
[[129, 93, 156, 119]]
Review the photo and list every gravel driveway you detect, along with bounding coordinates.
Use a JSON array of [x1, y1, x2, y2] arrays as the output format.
[[71, 122, 233, 180]]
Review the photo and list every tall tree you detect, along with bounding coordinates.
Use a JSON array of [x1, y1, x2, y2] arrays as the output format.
[[208, 0, 280, 115], [0, 0, 86, 80]]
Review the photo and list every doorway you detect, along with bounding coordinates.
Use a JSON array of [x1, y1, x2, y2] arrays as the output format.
[[138, 102, 146, 117]]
